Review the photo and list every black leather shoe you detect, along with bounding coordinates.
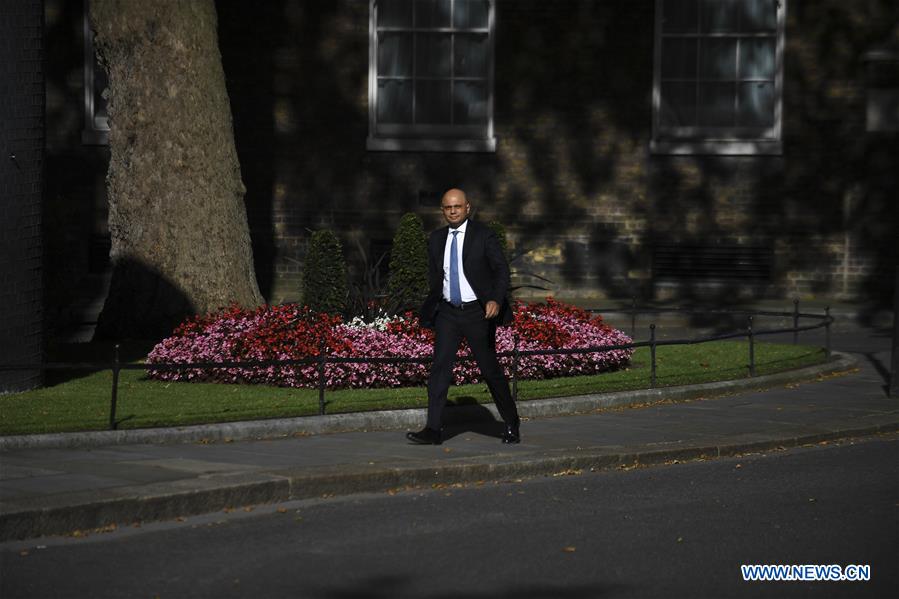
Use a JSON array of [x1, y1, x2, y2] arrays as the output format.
[[501, 422, 520, 444], [406, 427, 442, 445]]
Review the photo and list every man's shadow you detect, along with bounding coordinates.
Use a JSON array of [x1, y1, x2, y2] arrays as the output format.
[[440, 395, 506, 441]]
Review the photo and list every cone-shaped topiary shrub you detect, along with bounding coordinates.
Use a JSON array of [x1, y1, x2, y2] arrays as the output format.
[[387, 213, 429, 311], [302, 229, 347, 315], [487, 220, 509, 259]]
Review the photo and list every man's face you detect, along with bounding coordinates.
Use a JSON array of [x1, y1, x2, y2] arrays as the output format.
[[441, 192, 470, 228]]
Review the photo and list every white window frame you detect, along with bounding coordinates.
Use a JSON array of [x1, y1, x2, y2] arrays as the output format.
[[651, 0, 786, 155], [367, 0, 496, 152], [864, 49, 899, 133], [82, 1, 109, 146]]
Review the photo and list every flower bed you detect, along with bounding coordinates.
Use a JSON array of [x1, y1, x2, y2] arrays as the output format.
[[146, 299, 633, 389]]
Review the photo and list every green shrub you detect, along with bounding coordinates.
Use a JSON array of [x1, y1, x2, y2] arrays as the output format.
[[302, 229, 347, 315], [387, 213, 429, 310], [487, 220, 509, 259]]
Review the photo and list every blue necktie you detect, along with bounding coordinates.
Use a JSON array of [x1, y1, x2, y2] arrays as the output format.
[[450, 230, 461, 307]]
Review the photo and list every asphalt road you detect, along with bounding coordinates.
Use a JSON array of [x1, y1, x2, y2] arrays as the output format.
[[2, 435, 896, 599]]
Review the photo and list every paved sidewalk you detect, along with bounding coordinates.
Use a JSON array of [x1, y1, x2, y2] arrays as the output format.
[[1, 321, 896, 541]]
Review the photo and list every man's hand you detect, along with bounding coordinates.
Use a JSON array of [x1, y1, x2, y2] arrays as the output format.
[[485, 300, 500, 319]]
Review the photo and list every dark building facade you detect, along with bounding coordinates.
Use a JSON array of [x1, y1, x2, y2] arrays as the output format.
[[43, 0, 899, 334], [1, 0, 44, 391]]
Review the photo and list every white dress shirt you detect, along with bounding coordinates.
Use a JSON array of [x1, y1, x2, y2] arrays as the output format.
[[442, 219, 478, 303]]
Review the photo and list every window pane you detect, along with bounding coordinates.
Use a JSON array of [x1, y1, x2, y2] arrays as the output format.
[[738, 81, 774, 127], [454, 0, 489, 29], [700, 0, 738, 33], [661, 38, 698, 79], [454, 81, 487, 124], [378, 80, 413, 123], [698, 82, 735, 126], [415, 0, 451, 28], [378, 0, 412, 28], [739, 37, 775, 79], [662, 0, 698, 34], [699, 38, 737, 79], [378, 33, 412, 77], [415, 80, 452, 123], [660, 82, 697, 126], [416, 33, 451, 77], [739, 0, 777, 32], [454, 33, 488, 77]]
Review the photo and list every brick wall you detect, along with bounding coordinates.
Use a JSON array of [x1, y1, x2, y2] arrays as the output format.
[[1, 0, 44, 391], [44, 0, 899, 319], [215, 0, 897, 305]]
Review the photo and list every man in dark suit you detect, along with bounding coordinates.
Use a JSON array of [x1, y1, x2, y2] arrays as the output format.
[[406, 188, 521, 445]]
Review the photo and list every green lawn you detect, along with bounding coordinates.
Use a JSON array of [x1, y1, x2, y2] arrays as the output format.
[[0, 341, 829, 436]]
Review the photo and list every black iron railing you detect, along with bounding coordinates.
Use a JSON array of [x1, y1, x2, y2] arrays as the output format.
[[0, 302, 836, 430]]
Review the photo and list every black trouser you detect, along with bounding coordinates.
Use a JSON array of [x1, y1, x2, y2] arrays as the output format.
[[426, 301, 519, 431]]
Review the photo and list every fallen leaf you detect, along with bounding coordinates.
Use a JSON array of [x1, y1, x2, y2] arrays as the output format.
[[276, 507, 288, 514], [243, 507, 254, 512], [552, 469, 583, 477], [562, 546, 576, 553], [19, 550, 29, 557]]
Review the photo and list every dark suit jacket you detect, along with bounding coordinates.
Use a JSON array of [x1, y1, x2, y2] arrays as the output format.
[[420, 219, 513, 328]]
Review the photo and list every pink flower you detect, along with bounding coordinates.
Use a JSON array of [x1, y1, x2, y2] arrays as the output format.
[[146, 300, 633, 389]]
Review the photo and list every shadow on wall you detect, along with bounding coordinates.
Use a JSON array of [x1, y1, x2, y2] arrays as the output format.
[[94, 256, 196, 342], [217, 0, 897, 308], [217, 0, 281, 301], [43, 0, 112, 337], [749, 1, 899, 308]]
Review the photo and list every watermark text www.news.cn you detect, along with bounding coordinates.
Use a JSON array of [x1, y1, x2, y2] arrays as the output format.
[[741, 564, 871, 582]]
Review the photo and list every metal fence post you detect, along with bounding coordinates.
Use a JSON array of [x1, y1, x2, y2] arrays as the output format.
[[890, 267, 898, 397], [109, 343, 121, 430], [748, 316, 756, 377], [317, 340, 327, 415], [631, 296, 637, 339], [792, 298, 799, 345], [824, 306, 831, 358], [650, 323, 657, 388], [512, 333, 520, 402]]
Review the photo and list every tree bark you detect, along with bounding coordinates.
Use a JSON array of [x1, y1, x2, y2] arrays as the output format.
[[90, 0, 263, 340]]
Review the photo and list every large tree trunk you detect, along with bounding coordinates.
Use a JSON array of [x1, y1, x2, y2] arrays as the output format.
[[90, 0, 263, 340]]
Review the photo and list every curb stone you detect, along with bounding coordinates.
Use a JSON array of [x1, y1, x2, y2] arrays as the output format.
[[0, 352, 858, 451], [2, 419, 897, 541]]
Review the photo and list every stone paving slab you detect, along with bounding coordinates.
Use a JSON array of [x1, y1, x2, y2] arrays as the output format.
[[1, 345, 897, 541]]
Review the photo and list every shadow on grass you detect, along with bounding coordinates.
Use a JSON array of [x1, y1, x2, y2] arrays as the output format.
[[44, 340, 157, 387]]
